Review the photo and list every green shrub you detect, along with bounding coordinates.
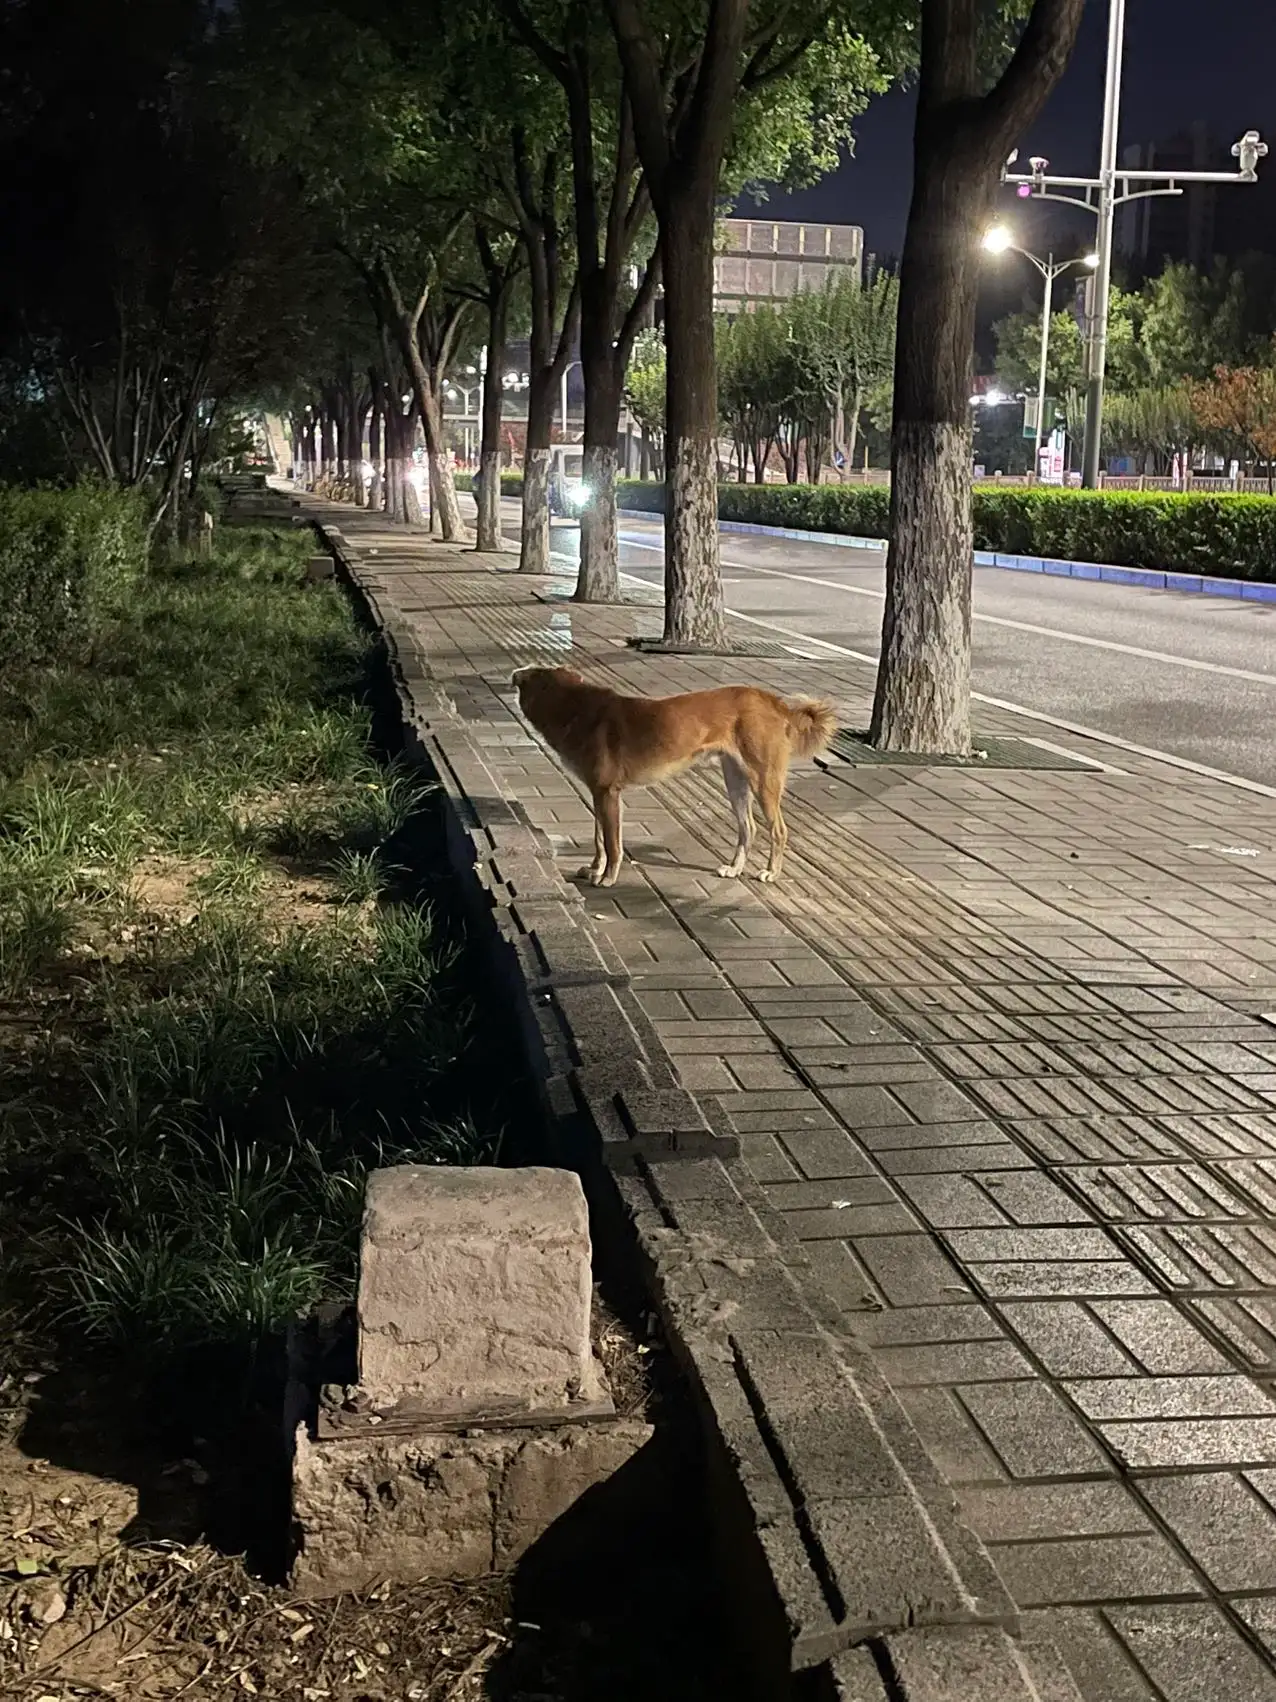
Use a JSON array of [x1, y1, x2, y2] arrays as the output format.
[[454, 470, 524, 497], [0, 484, 147, 666], [614, 478, 1276, 581]]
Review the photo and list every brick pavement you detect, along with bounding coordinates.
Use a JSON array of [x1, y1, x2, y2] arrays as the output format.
[[314, 499, 1276, 1700]]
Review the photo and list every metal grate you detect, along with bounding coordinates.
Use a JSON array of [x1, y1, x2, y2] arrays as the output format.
[[627, 635, 792, 659], [826, 729, 1102, 771]]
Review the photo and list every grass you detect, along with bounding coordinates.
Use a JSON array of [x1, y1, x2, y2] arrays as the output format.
[[0, 514, 498, 1381]]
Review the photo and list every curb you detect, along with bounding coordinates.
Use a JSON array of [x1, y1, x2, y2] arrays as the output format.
[[616, 507, 1276, 602], [308, 514, 1075, 1702]]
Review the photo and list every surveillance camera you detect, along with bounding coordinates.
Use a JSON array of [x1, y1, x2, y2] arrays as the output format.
[[1029, 156, 1049, 176], [1232, 130, 1269, 180]]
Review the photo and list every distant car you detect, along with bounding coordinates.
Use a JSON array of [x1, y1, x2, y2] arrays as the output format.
[[548, 447, 591, 518]]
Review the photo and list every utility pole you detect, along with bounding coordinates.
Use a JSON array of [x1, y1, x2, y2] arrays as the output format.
[[1000, 0, 1266, 488]]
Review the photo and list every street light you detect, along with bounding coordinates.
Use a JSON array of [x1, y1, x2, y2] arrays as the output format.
[[982, 227, 1097, 471], [999, 0, 1265, 488]]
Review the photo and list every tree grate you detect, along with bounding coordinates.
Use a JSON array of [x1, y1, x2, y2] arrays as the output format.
[[626, 635, 792, 658], [826, 729, 1102, 771]]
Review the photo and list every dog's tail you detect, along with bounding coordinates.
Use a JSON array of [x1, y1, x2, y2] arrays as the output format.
[[785, 697, 839, 758]]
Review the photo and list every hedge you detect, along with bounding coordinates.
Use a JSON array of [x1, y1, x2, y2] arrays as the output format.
[[611, 480, 1276, 582], [0, 485, 147, 668]]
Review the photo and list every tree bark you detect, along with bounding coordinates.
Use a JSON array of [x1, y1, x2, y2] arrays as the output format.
[[521, 375, 554, 574], [658, 180, 726, 646], [367, 368, 385, 511], [869, 0, 1085, 752], [377, 258, 467, 541], [576, 365, 621, 601], [476, 284, 510, 553]]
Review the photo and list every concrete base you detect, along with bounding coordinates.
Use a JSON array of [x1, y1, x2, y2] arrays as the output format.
[[291, 1418, 653, 1596]]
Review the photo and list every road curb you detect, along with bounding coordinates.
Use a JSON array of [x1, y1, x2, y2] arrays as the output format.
[[616, 507, 1276, 601]]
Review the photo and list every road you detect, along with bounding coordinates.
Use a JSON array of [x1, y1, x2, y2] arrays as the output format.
[[510, 506, 1276, 791]]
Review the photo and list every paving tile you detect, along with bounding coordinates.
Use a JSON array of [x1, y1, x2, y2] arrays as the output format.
[[852, 1302, 1004, 1348], [854, 1119, 1009, 1150], [974, 1169, 1093, 1224], [975, 1260, 1157, 1299], [1090, 1298, 1236, 1374], [896, 1173, 1011, 1228], [1100, 1417, 1276, 1470], [1000, 1301, 1140, 1377], [785, 1203, 919, 1240], [1141, 1473, 1276, 1592], [877, 1142, 1035, 1175], [822, 1085, 917, 1126], [896, 1385, 1009, 1484], [874, 1339, 1036, 1387], [891, 1078, 990, 1121], [850, 1234, 973, 1308], [947, 1227, 1122, 1263], [987, 1533, 1200, 1606], [959, 1480, 1151, 1543], [1106, 1603, 1276, 1702], [1066, 1376, 1276, 1421], [1022, 1608, 1158, 1702], [958, 1380, 1113, 1479], [778, 1128, 875, 1181]]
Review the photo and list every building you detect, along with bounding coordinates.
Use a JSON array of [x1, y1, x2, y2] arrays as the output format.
[[713, 219, 863, 312], [1116, 120, 1276, 273]]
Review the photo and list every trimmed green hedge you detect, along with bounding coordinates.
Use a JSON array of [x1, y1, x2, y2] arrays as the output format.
[[454, 470, 524, 496], [611, 480, 1276, 582], [0, 485, 147, 667]]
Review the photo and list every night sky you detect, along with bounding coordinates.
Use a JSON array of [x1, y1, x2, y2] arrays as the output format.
[[760, 0, 1276, 262]]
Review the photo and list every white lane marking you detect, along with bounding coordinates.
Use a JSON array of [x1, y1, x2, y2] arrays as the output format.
[[618, 537, 1276, 687], [614, 567, 1276, 802]]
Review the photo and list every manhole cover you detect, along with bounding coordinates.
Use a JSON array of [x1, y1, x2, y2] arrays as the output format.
[[826, 729, 1101, 771]]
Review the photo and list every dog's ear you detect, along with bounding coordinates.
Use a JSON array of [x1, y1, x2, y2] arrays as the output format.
[[556, 666, 585, 684]]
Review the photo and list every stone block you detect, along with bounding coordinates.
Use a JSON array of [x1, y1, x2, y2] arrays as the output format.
[[291, 1418, 652, 1596], [358, 1165, 598, 1412], [305, 553, 335, 582]]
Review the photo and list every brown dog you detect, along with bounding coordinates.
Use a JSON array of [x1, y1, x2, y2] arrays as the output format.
[[513, 665, 837, 887]]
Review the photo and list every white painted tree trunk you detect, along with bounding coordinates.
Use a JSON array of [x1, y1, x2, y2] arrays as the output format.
[[520, 447, 551, 574], [575, 446, 619, 601], [664, 437, 726, 646], [475, 450, 502, 552], [871, 421, 972, 754], [404, 470, 425, 528], [428, 451, 463, 540]]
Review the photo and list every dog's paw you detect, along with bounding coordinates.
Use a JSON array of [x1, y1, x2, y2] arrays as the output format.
[[758, 869, 778, 884], [716, 864, 742, 879], [576, 865, 601, 882]]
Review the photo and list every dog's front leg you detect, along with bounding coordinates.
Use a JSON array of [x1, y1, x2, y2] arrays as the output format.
[[578, 804, 608, 885], [593, 786, 623, 886]]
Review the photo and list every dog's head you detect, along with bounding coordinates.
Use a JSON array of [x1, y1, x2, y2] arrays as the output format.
[[512, 664, 583, 709]]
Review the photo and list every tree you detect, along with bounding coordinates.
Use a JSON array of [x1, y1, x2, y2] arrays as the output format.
[[993, 286, 1141, 401], [606, 2, 899, 646], [789, 269, 899, 475], [493, 0, 660, 600], [1102, 384, 1203, 475], [869, 0, 1085, 755], [1191, 361, 1276, 491], [1141, 260, 1246, 387], [624, 326, 666, 468]]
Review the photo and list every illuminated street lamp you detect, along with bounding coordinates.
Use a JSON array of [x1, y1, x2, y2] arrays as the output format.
[[1000, 0, 1266, 487], [982, 227, 1098, 466]]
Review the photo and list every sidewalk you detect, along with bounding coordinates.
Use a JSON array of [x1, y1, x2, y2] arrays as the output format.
[[310, 495, 1276, 1701]]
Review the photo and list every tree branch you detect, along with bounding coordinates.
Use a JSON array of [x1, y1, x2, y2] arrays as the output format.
[[979, 0, 1086, 149]]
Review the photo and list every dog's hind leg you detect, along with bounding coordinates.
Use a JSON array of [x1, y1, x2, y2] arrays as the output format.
[[717, 753, 754, 878], [755, 762, 789, 883], [577, 806, 607, 884], [593, 786, 624, 886]]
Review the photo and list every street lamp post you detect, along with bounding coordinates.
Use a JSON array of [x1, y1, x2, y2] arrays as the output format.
[[983, 227, 1097, 471], [999, 0, 1265, 488]]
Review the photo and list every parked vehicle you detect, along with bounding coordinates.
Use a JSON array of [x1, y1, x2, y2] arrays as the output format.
[[548, 446, 591, 518]]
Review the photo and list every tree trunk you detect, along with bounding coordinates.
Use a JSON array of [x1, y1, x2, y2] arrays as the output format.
[[870, 163, 987, 755], [659, 179, 725, 646], [575, 363, 622, 601], [868, 0, 1084, 753], [520, 376, 554, 573], [476, 292, 509, 553], [368, 395, 384, 511], [639, 425, 651, 479]]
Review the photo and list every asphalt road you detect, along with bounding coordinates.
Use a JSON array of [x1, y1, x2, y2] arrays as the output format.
[[514, 506, 1276, 791]]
